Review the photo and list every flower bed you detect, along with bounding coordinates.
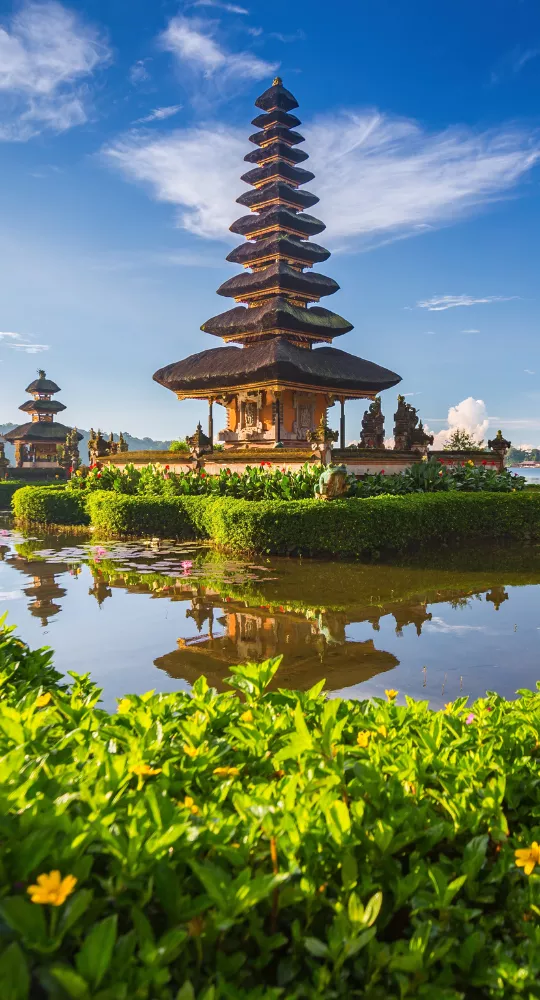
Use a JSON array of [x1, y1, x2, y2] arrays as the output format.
[[0, 619, 539, 998]]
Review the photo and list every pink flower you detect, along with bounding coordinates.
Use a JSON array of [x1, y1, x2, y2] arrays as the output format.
[[181, 560, 193, 569], [465, 713, 475, 725], [0, 529, 9, 537]]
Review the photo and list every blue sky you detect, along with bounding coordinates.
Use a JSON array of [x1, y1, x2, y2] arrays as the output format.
[[0, 0, 539, 446]]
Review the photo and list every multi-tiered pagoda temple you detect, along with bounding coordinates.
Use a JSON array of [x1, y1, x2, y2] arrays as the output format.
[[4, 371, 82, 474], [154, 78, 401, 449]]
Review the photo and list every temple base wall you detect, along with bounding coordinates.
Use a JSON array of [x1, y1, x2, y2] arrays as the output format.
[[105, 449, 503, 475]]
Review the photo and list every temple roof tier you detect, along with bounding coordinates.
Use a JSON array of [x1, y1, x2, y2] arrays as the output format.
[[216, 261, 339, 301], [254, 79, 299, 113], [25, 375, 60, 394], [153, 338, 401, 396], [230, 207, 325, 239], [226, 233, 331, 268], [236, 182, 319, 212], [201, 298, 353, 341], [4, 422, 83, 443], [243, 143, 309, 166], [251, 109, 301, 129], [19, 399, 66, 414], [241, 162, 314, 187], [249, 126, 304, 147]]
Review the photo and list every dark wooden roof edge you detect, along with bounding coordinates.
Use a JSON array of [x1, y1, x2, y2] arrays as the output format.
[[4, 421, 83, 442], [230, 208, 325, 238], [226, 234, 330, 266], [254, 80, 299, 113], [251, 109, 301, 129], [201, 299, 353, 337], [216, 262, 339, 299]]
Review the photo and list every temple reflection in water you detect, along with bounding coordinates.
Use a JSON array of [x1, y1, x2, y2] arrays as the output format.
[[0, 531, 527, 698]]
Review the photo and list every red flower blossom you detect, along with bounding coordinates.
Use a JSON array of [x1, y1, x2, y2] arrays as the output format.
[[380, 469, 385, 475], [165, 464, 170, 470], [200, 471, 206, 478], [96, 472, 102, 478], [482, 460, 487, 466]]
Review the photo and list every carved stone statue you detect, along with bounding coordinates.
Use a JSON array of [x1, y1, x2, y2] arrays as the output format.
[[315, 464, 351, 500], [57, 427, 81, 474], [187, 423, 212, 470], [118, 432, 129, 453], [307, 413, 339, 466], [360, 397, 385, 449], [393, 396, 434, 453], [108, 432, 119, 456], [88, 429, 109, 465], [488, 430, 511, 458], [0, 440, 9, 477]]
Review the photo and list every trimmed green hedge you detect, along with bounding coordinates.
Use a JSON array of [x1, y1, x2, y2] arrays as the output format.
[[11, 486, 89, 526], [14, 488, 540, 555], [1, 620, 540, 998], [87, 490, 540, 556], [0, 481, 63, 507]]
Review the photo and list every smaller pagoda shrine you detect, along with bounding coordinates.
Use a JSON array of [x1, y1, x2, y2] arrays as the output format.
[[4, 370, 82, 478]]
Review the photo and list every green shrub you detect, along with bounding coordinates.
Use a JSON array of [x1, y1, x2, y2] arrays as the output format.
[[11, 485, 89, 526], [0, 481, 64, 507], [169, 439, 189, 453], [84, 490, 540, 555], [0, 619, 539, 998]]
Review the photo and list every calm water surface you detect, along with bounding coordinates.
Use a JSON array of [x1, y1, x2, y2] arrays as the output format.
[[1, 516, 540, 709]]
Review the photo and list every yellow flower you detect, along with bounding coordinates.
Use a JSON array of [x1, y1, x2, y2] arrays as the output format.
[[240, 709, 253, 723], [357, 731, 371, 747], [515, 842, 540, 876], [183, 744, 199, 758], [35, 692, 52, 708], [377, 725, 387, 738], [27, 871, 77, 906], [117, 698, 131, 714], [213, 766, 240, 778], [385, 689, 398, 701], [467, 459, 475, 467], [180, 795, 199, 815], [444, 702, 453, 713], [130, 764, 162, 777]]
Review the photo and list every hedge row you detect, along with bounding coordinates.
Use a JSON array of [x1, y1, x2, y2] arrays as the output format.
[[16, 488, 536, 555], [0, 481, 64, 507], [1, 619, 540, 998], [12, 485, 89, 526], [12, 487, 540, 554]]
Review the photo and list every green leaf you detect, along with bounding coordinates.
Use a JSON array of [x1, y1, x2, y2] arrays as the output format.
[[59, 890, 93, 939], [346, 927, 376, 957], [50, 965, 90, 999], [326, 800, 351, 845], [0, 897, 47, 945], [0, 943, 30, 1000], [76, 915, 117, 990], [176, 983, 196, 1000], [363, 891, 383, 927], [341, 851, 358, 890], [304, 937, 329, 958]]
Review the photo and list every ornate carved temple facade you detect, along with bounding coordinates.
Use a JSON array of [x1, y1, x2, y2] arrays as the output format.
[[153, 78, 401, 449]]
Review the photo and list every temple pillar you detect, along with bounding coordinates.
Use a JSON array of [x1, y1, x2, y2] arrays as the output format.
[[274, 391, 281, 443], [208, 398, 214, 450], [340, 398, 345, 450]]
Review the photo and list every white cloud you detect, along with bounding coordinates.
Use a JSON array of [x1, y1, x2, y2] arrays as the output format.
[[525, 369, 535, 374], [0, 331, 21, 339], [424, 617, 487, 635], [427, 397, 489, 449], [104, 107, 540, 246], [134, 105, 183, 124], [461, 328, 480, 333], [160, 15, 277, 82], [0, 1, 110, 140], [417, 294, 518, 311], [129, 59, 150, 84], [7, 342, 49, 353], [190, 0, 249, 13]]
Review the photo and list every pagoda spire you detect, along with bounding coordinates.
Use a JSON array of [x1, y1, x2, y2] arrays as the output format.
[[201, 78, 353, 348]]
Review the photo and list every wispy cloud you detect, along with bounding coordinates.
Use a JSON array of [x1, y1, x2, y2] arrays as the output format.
[[134, 105, 183, 124], [416, 295, 519, 311], [491, 46, 540, 83], [160, 15, 278, 83], [525, 369, 535, 374], [461, 328, 480, 333], [129, 59, 151, 84], [189, 0, 249, 13], [104, 107, 540, 246], [0, 1, 110, 141], [0, 330, 49, 353]]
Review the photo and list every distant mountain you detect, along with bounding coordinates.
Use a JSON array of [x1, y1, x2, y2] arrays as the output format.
[[0, 425, 173, 465]]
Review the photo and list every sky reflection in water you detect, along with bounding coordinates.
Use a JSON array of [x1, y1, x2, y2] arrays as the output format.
[[1, 518, 540, 710]]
